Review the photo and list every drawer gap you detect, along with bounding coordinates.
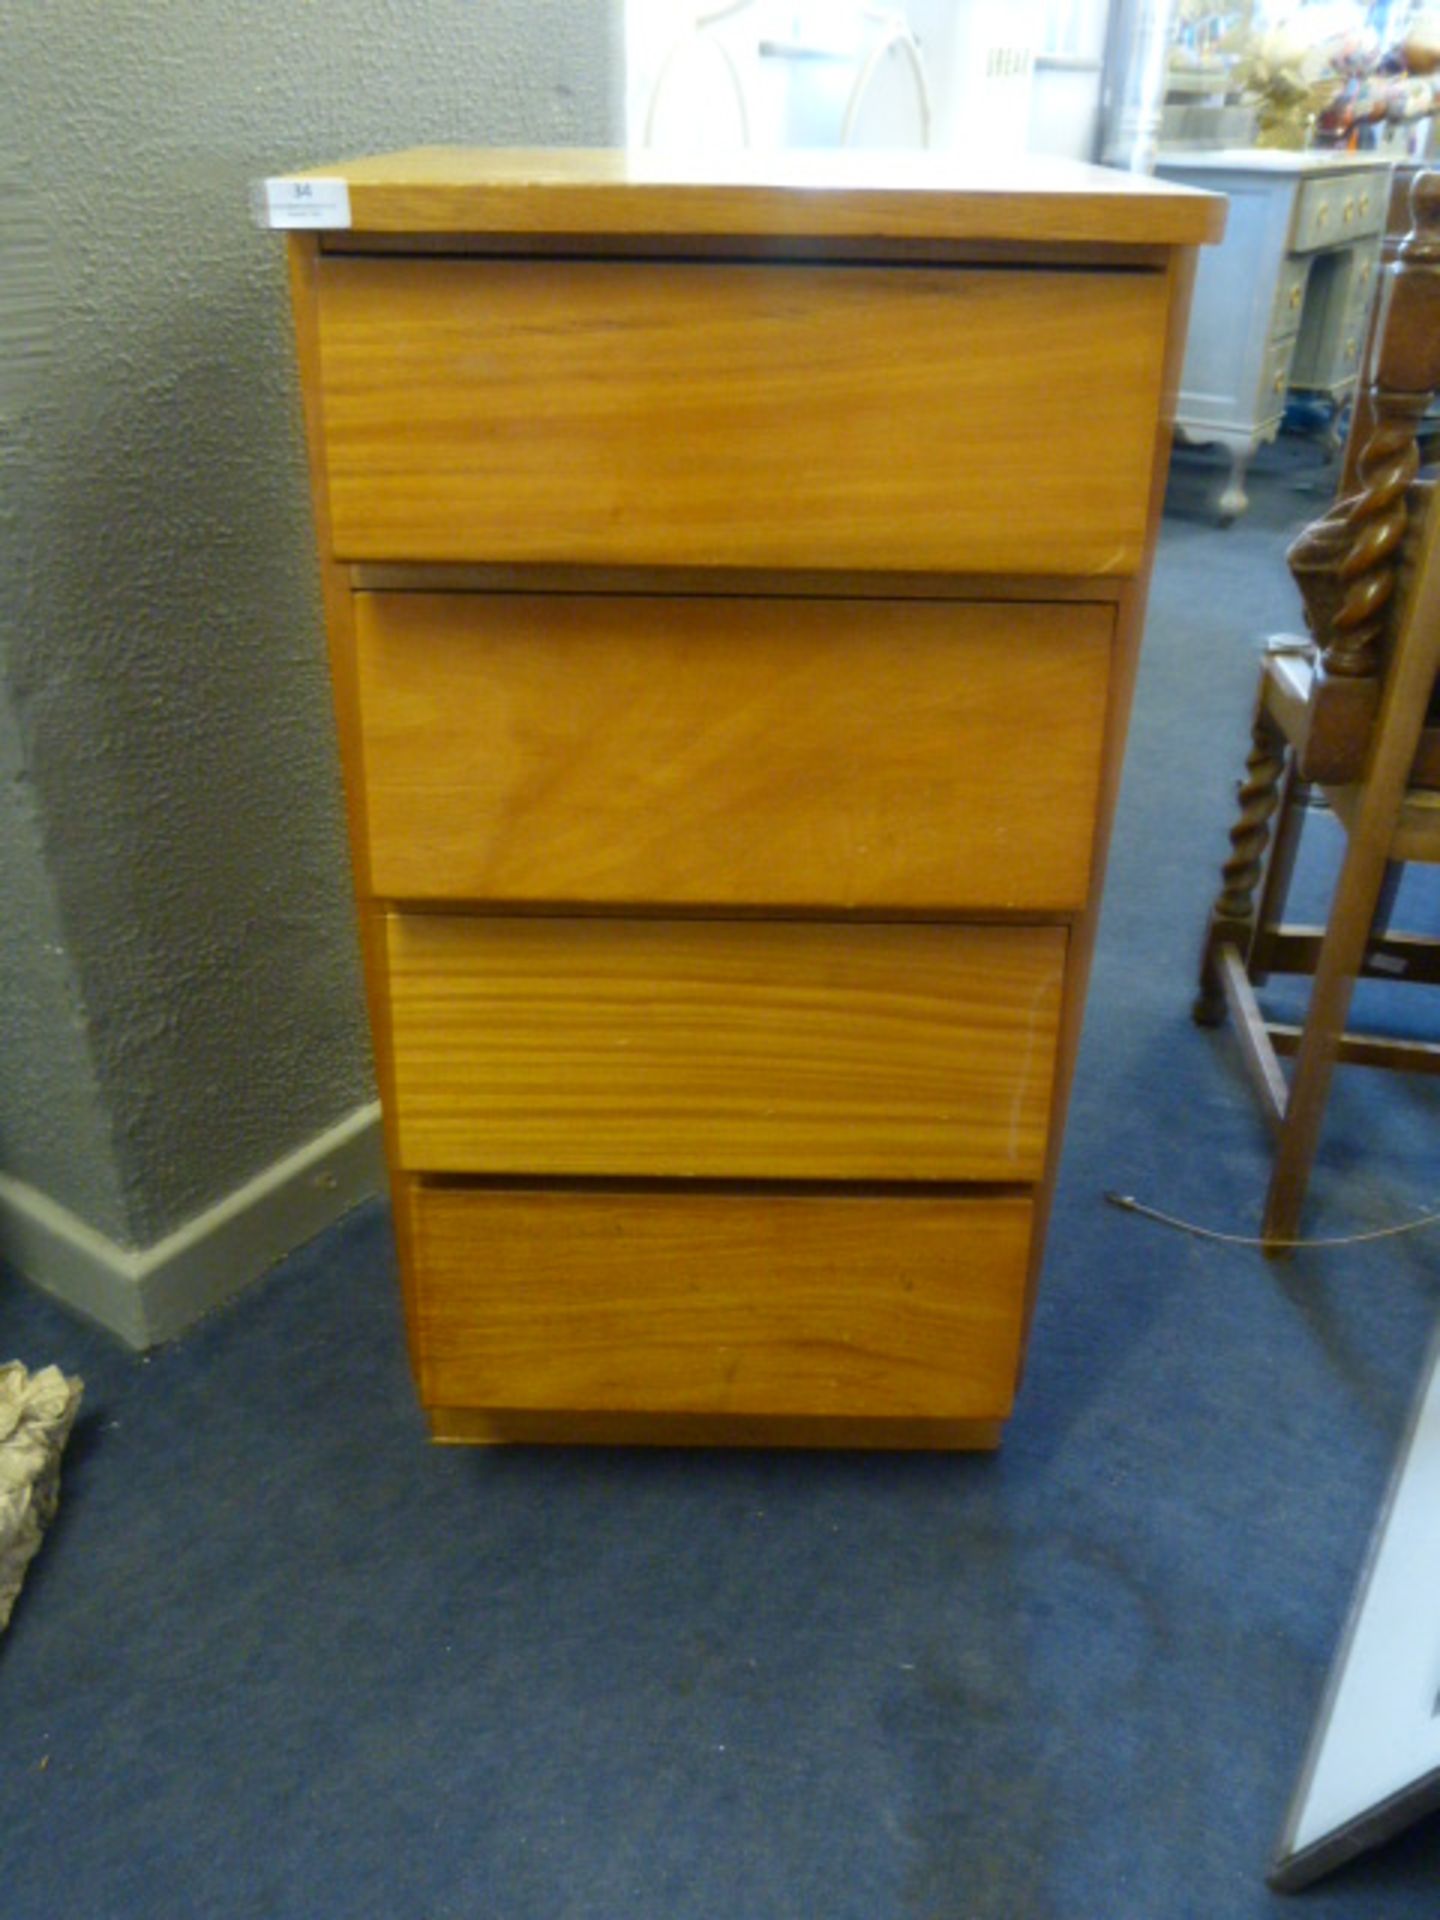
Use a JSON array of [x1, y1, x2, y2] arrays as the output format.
[[411, 1172, 1035, 1201], [321, 233, 1169, 274], [348, 564, 1127, 604], [378, 899, 1081, 928]]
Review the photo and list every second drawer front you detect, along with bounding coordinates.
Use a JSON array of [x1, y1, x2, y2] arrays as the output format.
[[406, 1183, 1032, 1420], [354, 593, 1113, 913], [385, 914, 1065, 1181]]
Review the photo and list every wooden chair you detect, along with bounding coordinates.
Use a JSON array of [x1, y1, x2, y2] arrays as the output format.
[[1194, 169, 1440, 1253]]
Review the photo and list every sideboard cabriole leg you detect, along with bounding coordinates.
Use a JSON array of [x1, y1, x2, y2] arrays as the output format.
[[1218, 442, 1252, 525]]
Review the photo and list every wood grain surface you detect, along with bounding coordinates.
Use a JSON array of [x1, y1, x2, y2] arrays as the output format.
[[384, 915, 1065, 1181], [278, 147, 1210, 1445], [353, 592, 1112, 911], [316, 258, 1170, 575], [290, 145, 1225, 246], [407, 1183, 1031, 1419]]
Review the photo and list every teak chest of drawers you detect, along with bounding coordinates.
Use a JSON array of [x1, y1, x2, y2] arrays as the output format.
[[276, 148, 1221, 1449]]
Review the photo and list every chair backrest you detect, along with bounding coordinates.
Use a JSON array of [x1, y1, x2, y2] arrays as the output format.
[[1283, 170, 1440, 783], [1339, 165, 1440, 497]]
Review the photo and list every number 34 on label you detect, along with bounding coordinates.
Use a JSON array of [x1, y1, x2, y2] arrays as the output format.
[[254, 177, 352, 230]]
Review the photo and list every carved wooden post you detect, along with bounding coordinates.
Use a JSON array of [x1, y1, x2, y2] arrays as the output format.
[[1286, 171, 1440, 782], [1196, 172, 1440, 1020], [1195, 698, 1288, 1023]]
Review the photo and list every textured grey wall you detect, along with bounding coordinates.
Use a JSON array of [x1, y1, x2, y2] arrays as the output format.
[[0, 675, 132, 1240], [1, 3, 619, 1248]]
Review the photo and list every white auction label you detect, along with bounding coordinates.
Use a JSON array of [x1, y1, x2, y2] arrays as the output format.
[[258, 177, 352, 230]]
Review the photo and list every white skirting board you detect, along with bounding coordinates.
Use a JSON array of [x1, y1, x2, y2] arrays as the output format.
[[0, 1102, 384, 1349]]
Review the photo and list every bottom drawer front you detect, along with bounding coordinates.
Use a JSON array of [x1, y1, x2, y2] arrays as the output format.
[[408, 1185, 1032, 1420]]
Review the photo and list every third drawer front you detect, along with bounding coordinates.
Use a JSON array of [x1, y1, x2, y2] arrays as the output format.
[[404, 1182, 1033, 1421], [384, 914, 1065, 1182], [354, 593, 1113, 914]]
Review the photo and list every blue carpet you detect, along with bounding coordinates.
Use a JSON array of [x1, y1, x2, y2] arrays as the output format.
[[3, 438, 1439, 1918]]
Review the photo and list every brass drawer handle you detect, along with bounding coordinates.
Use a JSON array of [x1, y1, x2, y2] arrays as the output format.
[[1343, 197, 1356, 224], [1289, 282, 1303, 310]]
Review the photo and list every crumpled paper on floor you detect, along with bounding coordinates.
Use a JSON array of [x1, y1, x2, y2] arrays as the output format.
[[0, 1361, 83, 1632]]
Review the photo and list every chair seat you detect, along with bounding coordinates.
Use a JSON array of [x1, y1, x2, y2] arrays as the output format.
[[1325, 782, 1440, 862], [1262, 645, 1440, 855]]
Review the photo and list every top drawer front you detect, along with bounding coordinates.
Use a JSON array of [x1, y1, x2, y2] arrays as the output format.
[[315, 258, 1170, 577]]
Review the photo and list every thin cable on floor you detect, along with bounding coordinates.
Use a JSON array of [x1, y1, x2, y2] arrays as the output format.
[[1104, 1190, 1440, 1250]]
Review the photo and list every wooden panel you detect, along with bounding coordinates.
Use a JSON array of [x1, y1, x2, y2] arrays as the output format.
[[354, 594, 1112, 912], [407, 1183, 1032, 1420], [294, 146, 1225, 247], [426, 1407, 1003, 1449], [316, 258, 1170, 575], [1012, 245, 1198, 1351], [285, 235, 427, 1380], [385, 915, 1065, 1181]]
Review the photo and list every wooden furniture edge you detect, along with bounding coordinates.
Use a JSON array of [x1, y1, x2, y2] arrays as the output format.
[[1265, 1023, 1440, 1073], [285, 232, 421, 1377], [283, 147, 1226, 248], [1217, 944, 1288, 1131], [1015, 244, 1202, 1354], [427, 1406, 1005, 1450]]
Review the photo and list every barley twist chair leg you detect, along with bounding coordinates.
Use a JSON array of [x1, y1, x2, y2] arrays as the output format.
[[1194, 704, 1289, 1026]]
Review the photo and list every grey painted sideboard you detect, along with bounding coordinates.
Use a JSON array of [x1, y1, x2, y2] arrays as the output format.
[[1156, 149, 1391, 520]]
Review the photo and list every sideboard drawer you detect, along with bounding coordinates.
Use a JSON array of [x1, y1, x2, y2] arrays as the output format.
[[406, 1183, 1032, 1420], [354, 592, 1112, 912], [1256, 333, 1295, 424], [1270, 253, 1310, 340], [1292, 172, 1385, 253], [384, 914, 1065, 1181], [315, 257, 1169, 576]]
